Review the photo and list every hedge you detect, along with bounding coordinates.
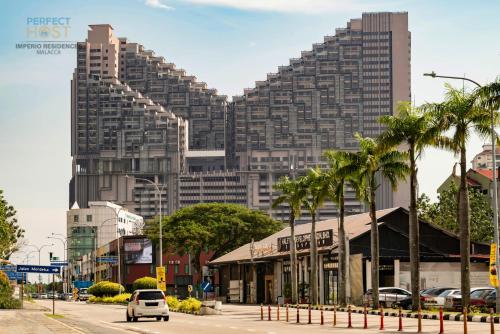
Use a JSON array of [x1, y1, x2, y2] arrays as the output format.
[[89, 293, 131, 304], [0, 271, 21, 309], [166, 296, 201, 312], [87, 281, 125, 297], [132, 276, 157, 290]]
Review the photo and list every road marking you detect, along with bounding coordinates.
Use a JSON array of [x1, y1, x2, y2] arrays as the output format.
[[45, 316, 87, 334], [246, 329, 256, 332], [230, 326, 239, 329]]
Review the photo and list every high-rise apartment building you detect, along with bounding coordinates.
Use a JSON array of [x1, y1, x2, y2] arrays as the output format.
[[70, 13, 411, 222], [471, 144, 500, 169]]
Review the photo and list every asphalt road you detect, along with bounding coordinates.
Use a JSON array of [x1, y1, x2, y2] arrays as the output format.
[[28, 300, 497, 334]]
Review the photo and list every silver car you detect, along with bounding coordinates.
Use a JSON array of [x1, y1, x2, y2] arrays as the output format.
[[364, 287, 411, 307]]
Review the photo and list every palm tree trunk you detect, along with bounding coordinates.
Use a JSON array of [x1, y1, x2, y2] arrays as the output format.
[[290, 212, 299, 304], [338, 186, 347, 306], [409, 147, 420, 311], [459, 144, 471, 309], [369, 177, 379, 309], [310, 211, 318, 305]]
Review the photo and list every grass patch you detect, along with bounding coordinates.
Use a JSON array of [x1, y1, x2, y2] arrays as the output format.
[[45, 313, 64, 319]]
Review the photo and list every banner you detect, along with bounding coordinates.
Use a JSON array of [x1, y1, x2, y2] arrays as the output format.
[[156, 266, 166, 291], [124, 238, 153, 264], [490, 243, 498, 288]]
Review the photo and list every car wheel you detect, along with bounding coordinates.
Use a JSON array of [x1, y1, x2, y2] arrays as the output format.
[[126, 311, 131, 322], [163, 316, 169, 322], [132, 311, 138, 322], [156, 316, 162, 321]]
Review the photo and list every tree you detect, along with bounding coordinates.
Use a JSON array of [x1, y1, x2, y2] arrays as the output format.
[[301, 168, 329, 305], [145, 203, 283, 284], [0, 190, 24, 259], [423, 84, 499, 308], [272, 176, 307, 304], [337, 134, 409, 308], [323, 150, 357, 306], [378, 103, 440, 311], [417, 185, 494, 243]]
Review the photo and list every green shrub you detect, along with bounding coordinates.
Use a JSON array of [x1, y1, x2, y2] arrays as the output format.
[[87, 281, 124, 297], [132, 277, 157, 290], [178, 297, 202, 312], [112, 293, 131, 304], [166, 295, 179, 310], [0, 271, 20, 309], [88, 293, 131, 304]]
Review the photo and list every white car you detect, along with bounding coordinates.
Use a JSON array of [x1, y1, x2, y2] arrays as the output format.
[[364, 287, 411, 307], [126, 289, 169, 322], [425, 289, 460, 308]]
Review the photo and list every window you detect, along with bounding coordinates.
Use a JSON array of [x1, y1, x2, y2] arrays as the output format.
[[174, 264, 179, 274], [73, 215, 79, 222], [86, 215, 92, 222], [184, 264, 189, 274]]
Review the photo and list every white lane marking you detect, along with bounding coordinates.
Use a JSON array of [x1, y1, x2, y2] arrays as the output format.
[[230, 326, 239, 329], [247, 329, 256, 332], [44, 316, 87, 334]]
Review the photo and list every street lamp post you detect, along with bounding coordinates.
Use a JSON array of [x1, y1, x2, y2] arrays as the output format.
[[126, 175, 164, 267], [424, 71, 500, 311], [27, 244, 54, 284], [48, 234, 68, 294]]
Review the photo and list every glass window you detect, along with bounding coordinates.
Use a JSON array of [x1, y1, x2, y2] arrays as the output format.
[[174, 264, 179, 274], [74, 215, 79, 222], [184, 264, 189, 274], [86, 215, 92, 222]]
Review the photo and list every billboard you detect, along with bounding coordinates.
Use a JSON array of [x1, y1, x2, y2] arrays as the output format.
[[124, 238, 153, 264]]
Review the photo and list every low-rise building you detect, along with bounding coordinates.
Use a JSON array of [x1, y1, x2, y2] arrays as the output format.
[[209, 207, 490, 305]]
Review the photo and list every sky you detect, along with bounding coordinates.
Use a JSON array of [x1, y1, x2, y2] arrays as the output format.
[[0, 0, 499, 278]]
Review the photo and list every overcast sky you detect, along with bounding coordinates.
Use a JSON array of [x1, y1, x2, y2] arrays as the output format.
[[0, 0, 499, 278]]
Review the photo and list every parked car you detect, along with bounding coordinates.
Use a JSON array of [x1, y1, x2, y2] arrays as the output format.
[[364, 287, 411, 307], [485, 290, 497, 311], [126, 289, 169, 322], [393, 297, 412, 310], [77, 288, 91, 301], [420, 287, 457, 308], [469, 288, 495, 308], [425, 289, 461, 308], [444, 287, 494, 311], [39, 293, 48, 299]]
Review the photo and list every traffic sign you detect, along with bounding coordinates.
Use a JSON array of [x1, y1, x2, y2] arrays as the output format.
[[156, 267, 166, 291], [97, 256, 118, 264], [50, 261, 68, 267], [201, 281, 212, 292], [16, 265, 61, 274], [0, 265, 17, 272]]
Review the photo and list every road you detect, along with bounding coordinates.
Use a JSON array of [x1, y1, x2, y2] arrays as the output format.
[[4, 299, 495, 334]]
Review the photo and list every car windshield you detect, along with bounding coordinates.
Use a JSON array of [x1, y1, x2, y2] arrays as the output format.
[[138, 291, 164, 300], [470, 289, 491, 298]]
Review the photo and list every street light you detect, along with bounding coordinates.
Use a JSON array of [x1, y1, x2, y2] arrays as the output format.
[[47, 234, 68, 293], [27, 244, 54, 283], [126, 175, 164, 267], [424, 71, 500, 311]]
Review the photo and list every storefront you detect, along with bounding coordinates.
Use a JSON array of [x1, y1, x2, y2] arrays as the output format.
[[210, 207, 491, 305]]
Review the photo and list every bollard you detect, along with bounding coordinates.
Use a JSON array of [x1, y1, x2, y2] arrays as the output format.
[[379, 306, 384, 330], [490, 308, 495, 334], [320, 305, 324, 325], [439, 306, 444, 334], [347, 305, 353, 328], [277, 304, 280, 321], [260, 304, 264, 321], [363, 304, 368, 329], [308, 304, 312, 324], [286, 304, 289, 322], [268, 304, 271, 321], [333, 304, 337, 327], [296, 304, 300, 323], [417, 305, 422, 333], [463, 308, 468, 334], [398, 307, 403, 332]]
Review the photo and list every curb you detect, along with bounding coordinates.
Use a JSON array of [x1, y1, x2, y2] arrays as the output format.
[[287, 305, 500, 323]]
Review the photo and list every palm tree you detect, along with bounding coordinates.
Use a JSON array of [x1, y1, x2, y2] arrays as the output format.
[[323, 150, 355, 306], [272, 176, 307, 304], [302, 168, 329, 305], [378, 102, 440, 311], [423, 84, 498, 308], [337, 134, 409, 308]]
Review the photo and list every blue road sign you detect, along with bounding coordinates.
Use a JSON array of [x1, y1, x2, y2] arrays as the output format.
[[201, 281, 212, 292], [97, 256, 118, 264], [50, 261, 68, 267], [16, 264, 60, 274], [0, 265, 17, 272]]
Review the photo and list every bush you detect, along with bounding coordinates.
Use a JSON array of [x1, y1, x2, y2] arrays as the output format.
[[166, 295, 179, 310], [132, 277, 157, 290], [0, 271, 21, 309], [88, 293, 131, 304], [87, 281, 124, 297], [178, 297, 202, 312]]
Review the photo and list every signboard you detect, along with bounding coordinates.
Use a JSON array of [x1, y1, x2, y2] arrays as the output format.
[[97, 256, 118, 264], [16, 264, 60, 274], [50, 261, 68, 267], [490, 243, 498, 288], [277, 229, 333, 252], [124, 238, 153, 264], [156, 267, 166, 291], [201, 281, 213, 292]]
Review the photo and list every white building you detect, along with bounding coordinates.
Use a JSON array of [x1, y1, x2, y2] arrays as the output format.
[[67, 201, 143, 281]]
